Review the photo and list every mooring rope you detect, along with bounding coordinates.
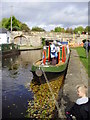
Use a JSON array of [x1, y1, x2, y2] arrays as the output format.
[[41, 68, 63, 118]]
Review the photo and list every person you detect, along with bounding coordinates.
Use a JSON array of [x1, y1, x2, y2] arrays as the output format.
[[88, 41, 90, 52], [66, 44, 70, 54], [66, 84, 90, 120], [50, 41, 57, 65], [50, 41, 56, 58], [56, 45, 60, 64], [83, 40, 89, 58]]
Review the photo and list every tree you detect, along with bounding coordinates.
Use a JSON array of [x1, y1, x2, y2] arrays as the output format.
[[0, 18, 9, 28], [69, 28, 73, 34], [54, 27, 61, 32], [32, 27, 45, 32], [61, 28, 65, 33], [74, 26, 84, 34], [65, 28, 70, 33], [5, 16, 20, 30], [0, 16, 30, 31], [21, 23, 30, 32], [51, 30, 54, 32], [65, 28, 73, 33], [84, 26, 90, 33], [74, 28, 78, 34], [12, 26, 21, 31], [77, 26, 84, 33]]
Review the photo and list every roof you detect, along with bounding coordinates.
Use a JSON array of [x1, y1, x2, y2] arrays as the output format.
[[0, 28, 8, 33]]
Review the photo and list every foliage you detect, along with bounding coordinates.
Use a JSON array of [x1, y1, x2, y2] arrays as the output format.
[[0, 16, 30, 32], [84, 26, 88, 32], [32, 26, 45, 32], [74, 28, 78, 34], [51, 30, 54, 32], [12, 26, 21, 31], [0, 18, 9, 28], [84, 26, 90, 34], [20, 23, 30, 32], [53, 27, 65, 32], [74, 26, 84, 34], [52, 26, 86, 34], [42, 38, 45, 46], [0, 22, 1, 28], [54, 27, 61, 32], [65, 28, 73, 33], [61, 27, 65, 33], [5, 16, 20, 30]]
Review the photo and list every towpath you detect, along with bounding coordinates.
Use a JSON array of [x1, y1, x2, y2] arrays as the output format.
[[58, 49, 88, 119]]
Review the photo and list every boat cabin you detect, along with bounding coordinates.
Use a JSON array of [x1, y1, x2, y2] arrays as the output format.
[[41, 40, 69, 66]]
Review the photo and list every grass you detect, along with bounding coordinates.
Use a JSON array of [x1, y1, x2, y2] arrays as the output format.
[[74, 47, 88, 73]]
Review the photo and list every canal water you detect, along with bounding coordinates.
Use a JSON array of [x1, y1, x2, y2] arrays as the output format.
[[2, 50, 64, 119]]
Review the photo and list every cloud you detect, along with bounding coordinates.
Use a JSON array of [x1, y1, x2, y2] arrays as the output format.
[[49, 4, 88, 26], [0, 2, 88, 31]]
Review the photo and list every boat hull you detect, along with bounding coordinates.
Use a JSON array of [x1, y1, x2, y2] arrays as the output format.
[[2, 50, 20, 58], [31, 53, 70, 76], [32, 70, 65, 80]]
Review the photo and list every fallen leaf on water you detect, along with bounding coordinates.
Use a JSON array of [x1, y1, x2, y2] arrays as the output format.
[[13, 104, 15, 106]]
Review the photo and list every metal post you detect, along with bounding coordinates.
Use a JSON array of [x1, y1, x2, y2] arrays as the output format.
[[11, 6, 13, 32], [11, 15, 12, 32]]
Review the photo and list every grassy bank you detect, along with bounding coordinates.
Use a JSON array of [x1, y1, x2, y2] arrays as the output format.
[[74, 47, 88, 73]]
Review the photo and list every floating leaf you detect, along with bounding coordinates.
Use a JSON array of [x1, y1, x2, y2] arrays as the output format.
[[13, 104, 15, 106], [26, 75, 64, 118]]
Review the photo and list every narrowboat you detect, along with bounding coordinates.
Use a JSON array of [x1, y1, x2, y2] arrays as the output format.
[[31, 41, 70, 77]]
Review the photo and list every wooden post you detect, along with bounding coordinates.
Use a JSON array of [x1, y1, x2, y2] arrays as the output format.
[[62, 46, 66, 62], [58, 48, 60, 63], [43, 50, 46, 64], [48, 44, 50, 62]]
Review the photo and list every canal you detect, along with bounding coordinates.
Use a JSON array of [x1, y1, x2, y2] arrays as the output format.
[[2, 50, 65, 119]]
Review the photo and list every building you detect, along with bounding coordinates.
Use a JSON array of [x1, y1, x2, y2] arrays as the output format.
[[0, 28, 10, 44]]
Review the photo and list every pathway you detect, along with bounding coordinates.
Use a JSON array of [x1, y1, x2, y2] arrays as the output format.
[[58, 49, 88, 119]]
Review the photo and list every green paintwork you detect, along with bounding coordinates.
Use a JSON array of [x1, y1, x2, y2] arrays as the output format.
[[31, 54, 70, 73]]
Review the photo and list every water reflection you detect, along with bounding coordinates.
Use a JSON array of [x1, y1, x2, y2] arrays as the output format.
[[2, 50, 42, 68], [2, 50, 42, 119], [19, 50, 42, 65], [27, 75, 64, 119]]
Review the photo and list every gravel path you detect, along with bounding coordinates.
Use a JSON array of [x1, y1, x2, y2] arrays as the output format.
[[57, 49, 88, 119]]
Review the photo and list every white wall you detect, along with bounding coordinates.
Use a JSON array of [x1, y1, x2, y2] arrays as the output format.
[[0, 33, 7, 44]]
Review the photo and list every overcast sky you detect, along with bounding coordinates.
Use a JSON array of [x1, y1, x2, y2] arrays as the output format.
[[0, 0, 89, 31]]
